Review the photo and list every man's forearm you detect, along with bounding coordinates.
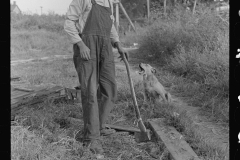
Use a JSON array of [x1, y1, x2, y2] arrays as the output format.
[[76, 40, 85, 47], [110, 24, 120, 48]]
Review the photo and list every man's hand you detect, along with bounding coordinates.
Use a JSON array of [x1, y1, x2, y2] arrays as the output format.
[[77, 41, 90, 60], [115, 42, 129, 61]]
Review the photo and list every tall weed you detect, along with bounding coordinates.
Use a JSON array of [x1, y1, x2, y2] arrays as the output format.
[[11, 13, 65, 33], [138, 4, 229, 123]]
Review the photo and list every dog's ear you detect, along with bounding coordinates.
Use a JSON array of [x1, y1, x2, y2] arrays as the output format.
[[151, 68, 157, 74]]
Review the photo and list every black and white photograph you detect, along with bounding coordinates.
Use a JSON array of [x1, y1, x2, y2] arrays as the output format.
[[10, 0, 231, 159]]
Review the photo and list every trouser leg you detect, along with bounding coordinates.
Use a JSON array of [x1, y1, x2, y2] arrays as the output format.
[[98, 38, 117, 129], [73, 36, 102, 140]]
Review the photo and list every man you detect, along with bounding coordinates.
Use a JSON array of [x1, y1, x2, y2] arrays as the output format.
[[64, 0, 128, 155]]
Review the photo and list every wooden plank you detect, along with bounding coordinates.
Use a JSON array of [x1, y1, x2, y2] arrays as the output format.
[[11, 94, 66, 119], [11, 77, 20, 81], [33, 86, 64, 97], [192, 0, 198, 15], [67, 88, 76, 100], [11, 86, 67, 120], [11, 92, 33, 99], [11, 98, 19, 105], [147, 0, 150, 22], [148, 118, 200, 160], [11, 86, 66, 114], [11, 90, 26, 97], [13, 87, 34, 92], [105, 124, 141, 133], [164, 0, 167, 16], [66, 117, 141, 133]]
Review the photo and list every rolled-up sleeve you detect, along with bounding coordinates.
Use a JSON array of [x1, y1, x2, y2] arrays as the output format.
[[109, 0, 120, 46], [64, 0, 83, 44], [110, 24, 120, 45]]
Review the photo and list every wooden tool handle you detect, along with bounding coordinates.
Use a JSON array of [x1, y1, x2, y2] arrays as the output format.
[[122, 55, 141, 119], [122, 54, 147, 133]]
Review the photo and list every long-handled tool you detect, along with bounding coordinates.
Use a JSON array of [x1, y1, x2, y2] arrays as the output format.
[[122, 54, 151, 142]]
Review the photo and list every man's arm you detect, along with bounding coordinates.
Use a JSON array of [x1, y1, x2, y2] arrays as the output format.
[[110, 21, 129, 61], [64, 0, 85, 44], [64, 0, 91, 60], [109, 0, 120, 48], [110, 25, 121, 48]]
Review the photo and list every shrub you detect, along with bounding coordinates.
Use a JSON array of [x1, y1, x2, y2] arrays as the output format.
[[11, 13, 65, 33], [137, 3, 229, 122]]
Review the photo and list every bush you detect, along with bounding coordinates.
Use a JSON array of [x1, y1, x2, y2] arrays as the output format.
[[137, 4, 229, 122], [10, 13, 72, 60], [11, 13, 65, 33]]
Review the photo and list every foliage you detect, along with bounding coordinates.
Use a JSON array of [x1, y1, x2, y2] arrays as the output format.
[[11, 13, 65, 33], [10, 13, 72, 61], [137, 4, 229, 123]]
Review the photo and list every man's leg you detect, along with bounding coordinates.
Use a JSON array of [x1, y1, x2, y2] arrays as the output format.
[[98, 38, 117, 131], [73, 36, 100, 141]]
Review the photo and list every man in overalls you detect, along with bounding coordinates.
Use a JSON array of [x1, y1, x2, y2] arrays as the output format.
[[64, 0, 128, 155]]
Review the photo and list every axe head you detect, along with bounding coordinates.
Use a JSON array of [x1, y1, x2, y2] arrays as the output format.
[[134, 129, 151, 143]]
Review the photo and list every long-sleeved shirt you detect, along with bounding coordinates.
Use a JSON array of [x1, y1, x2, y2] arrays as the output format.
[[64, 0, 120, 45]]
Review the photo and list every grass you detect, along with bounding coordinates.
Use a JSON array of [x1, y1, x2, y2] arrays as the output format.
[[119, 4, 229, 159], [11, 57, 172, 160], [135, 4, 229, 124], [11, 5, 229, 159], [11, 13, 71, 61], [11, 58, 78, 88], [11, 55, 227, 160]]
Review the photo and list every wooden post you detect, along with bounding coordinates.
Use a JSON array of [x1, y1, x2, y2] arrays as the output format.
[[192, 0, 197, 15], [174, 0, 177, 6], [163, 0, 167, 16], [119, 2, 136, 32], [116, 3, 119, 33], [147, 0, 150, 22]]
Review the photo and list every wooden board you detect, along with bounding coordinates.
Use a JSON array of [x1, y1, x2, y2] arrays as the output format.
[[11, 86, 67, 119], [105, 124, 141, 133], [11, 90, 29, 97], [66, 117, 141, 133], [148, 118, 200, 160], [11, 77, 20, 81]]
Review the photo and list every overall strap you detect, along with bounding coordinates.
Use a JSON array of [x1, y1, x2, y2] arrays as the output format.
[[108, 0, 111, 11]]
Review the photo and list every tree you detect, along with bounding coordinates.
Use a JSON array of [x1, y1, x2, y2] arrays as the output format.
[[121, 0, 146, 18]]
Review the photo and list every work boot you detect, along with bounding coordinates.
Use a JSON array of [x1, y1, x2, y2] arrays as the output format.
[[84, 139, 104, 155], [100, 128, 116, 136]]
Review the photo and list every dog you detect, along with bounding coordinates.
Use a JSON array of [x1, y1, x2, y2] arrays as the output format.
[[138, 63, 172, 103]]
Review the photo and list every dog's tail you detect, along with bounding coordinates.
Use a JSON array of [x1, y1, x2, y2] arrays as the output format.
[[165, 92, 172, 103]]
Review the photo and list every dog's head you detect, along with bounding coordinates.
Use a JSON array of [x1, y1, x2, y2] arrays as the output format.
[[138, 63, 156, 76]]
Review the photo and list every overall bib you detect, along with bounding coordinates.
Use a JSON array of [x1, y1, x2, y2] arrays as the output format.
[[73, 0, 117, 140]]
